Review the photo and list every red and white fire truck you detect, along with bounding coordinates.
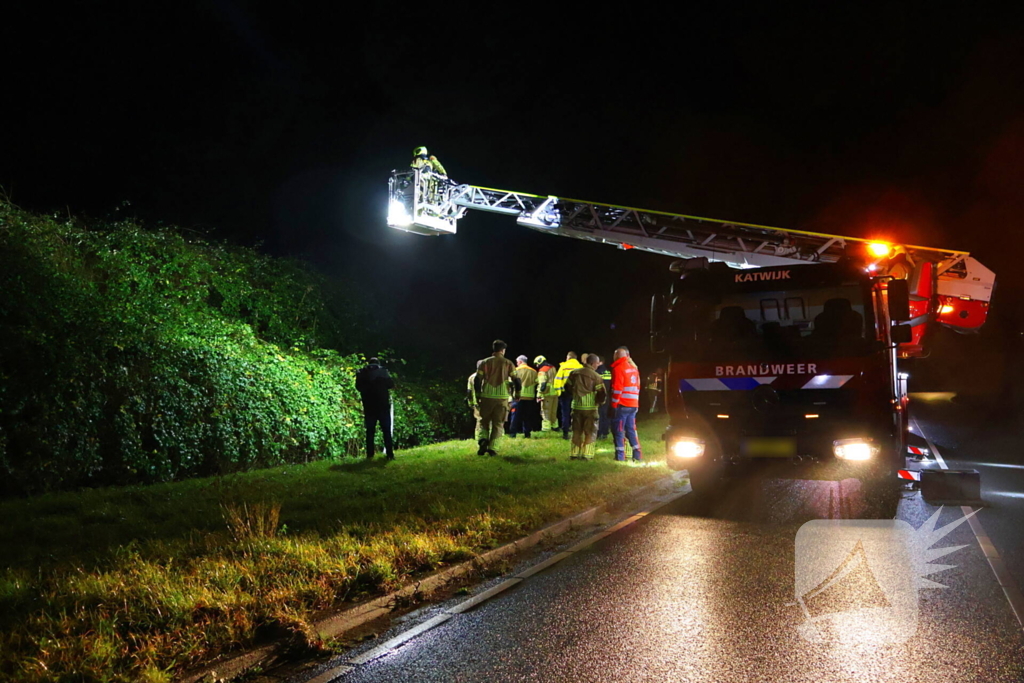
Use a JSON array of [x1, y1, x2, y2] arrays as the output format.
[[386, 167, 995, 491]]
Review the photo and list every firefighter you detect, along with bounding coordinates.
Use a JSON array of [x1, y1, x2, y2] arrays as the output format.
[[466, 359, 485, 443], [355, 357, 396, 460], [646, 367, 664, 414], [566, 353, 607, 459], [411, 146, 447, 206], [535, 355, 559, 431], [610, 346, 643, 462], [410, 146, 447, 175], [473, 340, 520, 456], [554, 351, 584, 440], [596, 355, 613, 439], [509, 355, 539, 438]]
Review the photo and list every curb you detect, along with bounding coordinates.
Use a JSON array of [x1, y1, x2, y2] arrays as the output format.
[[330, 485, 692, 678], [180, 469, 688, 682]]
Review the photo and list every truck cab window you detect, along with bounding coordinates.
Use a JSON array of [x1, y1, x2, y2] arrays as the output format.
[[668, 284, 871, 361], [760, 298, 782, 322], [785, 297, 806, 322]]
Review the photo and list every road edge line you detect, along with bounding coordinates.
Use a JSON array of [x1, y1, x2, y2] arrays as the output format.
[[323, 473, 692, 675], [179, 469, 689, 683]]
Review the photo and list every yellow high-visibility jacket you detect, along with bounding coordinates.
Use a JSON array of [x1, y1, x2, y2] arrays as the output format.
[[411, 156, 447, 175], [553, 358, 583, 394]]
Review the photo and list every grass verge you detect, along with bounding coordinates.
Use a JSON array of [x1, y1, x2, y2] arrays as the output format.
[[1, 416, 670, 682]]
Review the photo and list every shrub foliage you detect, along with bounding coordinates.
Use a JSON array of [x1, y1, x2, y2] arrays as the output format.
[[0, 200, 464, 495]]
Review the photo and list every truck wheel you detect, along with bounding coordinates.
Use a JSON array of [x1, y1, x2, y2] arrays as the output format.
[[861, 464, 901, 515], [686, 461, 723, 495]]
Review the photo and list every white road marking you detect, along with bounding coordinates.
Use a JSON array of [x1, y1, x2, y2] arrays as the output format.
[[305, 665, 355, 683], [315, 480, 691, 679], [515, 552, 574, 579], [348, 613, 453, 665], [445, 578, 523, 614], [912, 418, 1024, 630]]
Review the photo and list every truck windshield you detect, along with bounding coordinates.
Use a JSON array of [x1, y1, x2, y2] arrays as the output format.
[[669, 284, 874, 362]]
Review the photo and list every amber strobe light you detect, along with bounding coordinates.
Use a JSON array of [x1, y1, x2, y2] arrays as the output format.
[[867, 242, 891, 258]]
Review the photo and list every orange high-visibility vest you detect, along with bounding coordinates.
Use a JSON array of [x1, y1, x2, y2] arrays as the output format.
[[610, 357, 641, 408]]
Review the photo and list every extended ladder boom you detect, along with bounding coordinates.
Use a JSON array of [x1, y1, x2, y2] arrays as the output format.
[[386, 169, 994, 316]]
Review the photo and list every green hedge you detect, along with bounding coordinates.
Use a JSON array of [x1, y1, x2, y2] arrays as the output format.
[[0, 200, 465, 495]]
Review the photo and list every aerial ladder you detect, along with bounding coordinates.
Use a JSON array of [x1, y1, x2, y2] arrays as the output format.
[[386, 167, 995, 350]]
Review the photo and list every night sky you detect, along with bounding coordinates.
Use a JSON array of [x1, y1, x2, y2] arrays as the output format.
[[4, 4, 1024, 389]]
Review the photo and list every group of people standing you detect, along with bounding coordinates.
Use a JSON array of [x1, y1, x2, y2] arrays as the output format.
[[468, 341, 644, 461], [354, 343, 647, 463]]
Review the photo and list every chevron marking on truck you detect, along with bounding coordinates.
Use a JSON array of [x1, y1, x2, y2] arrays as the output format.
[[800, 375, 855, 389], [679, 374, 855, 391]]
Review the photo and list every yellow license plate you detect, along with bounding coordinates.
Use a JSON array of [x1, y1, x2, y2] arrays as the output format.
[[742, 438, 796, 457]]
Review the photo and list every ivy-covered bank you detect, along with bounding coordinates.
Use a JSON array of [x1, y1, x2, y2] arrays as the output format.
[[0, 200, 464, 495]]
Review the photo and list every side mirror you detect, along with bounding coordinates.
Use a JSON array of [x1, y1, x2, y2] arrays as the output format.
[[888, 279, 911, 322], [651, 293, 667, 353], [891, 323, 913, 345]]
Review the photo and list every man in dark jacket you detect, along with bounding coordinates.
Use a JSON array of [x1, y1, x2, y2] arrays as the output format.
[[355, 357, 396, 459]]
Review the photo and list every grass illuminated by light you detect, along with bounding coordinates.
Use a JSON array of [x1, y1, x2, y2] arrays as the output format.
[[0, 417, 671, 682]]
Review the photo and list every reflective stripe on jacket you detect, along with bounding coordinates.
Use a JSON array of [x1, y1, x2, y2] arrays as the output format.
[[598, 364, 612, 404], [477, 355, 516, 400], [411, 156, 447, 175], [568, 366, 606, 410], [610, 356, 641, 408], [515, 365, 538, 399], [537, 364, 557, 396], [554, 358, 583, 393]]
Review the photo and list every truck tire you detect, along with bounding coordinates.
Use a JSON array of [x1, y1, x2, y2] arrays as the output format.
[[686, 461, 724, 495], [861, 462, 901, 515]]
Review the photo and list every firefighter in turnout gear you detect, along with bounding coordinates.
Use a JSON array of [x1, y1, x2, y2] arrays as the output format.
[[410, 146, 447, 175], [473, 340, 520, 456], [610, 346, 643, 461], [596, 355, 613, 439], [535, 356, 559, 431], [466, 359, 485, 442], [509, 355, 539, 438], [554, 352, 584, 439], [646, 367, 664, 414], [566, 354, 607, 459], [411, 146, 447, 206]]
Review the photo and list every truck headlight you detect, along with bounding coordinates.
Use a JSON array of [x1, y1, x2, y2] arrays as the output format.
[[833, 438, 880, 461], [670, 438, 705, 459]]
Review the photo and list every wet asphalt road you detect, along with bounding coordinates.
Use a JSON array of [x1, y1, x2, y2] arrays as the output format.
[[314, 407, 1024, 682], [912, 400, 1024, 597]]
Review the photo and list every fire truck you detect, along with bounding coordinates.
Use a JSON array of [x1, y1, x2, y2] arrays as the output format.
[[386, 167, 995, 491]]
